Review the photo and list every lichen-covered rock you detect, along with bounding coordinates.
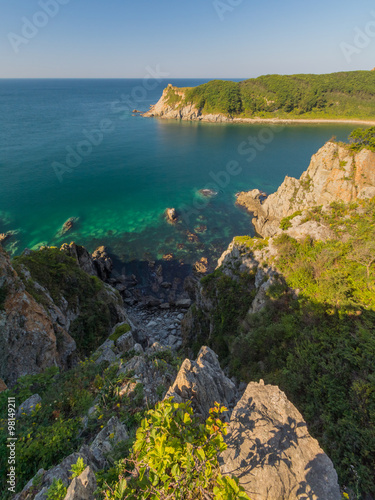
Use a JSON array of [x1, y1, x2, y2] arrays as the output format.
[[220, 381, 341, 500], [165, 346, 237, 419], [89, 416, 129, 469], [17, 394, 42, 417], [64, 467, 97, 500]]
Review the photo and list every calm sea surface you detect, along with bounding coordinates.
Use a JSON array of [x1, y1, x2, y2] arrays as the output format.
[[0, 79, 355, 272]]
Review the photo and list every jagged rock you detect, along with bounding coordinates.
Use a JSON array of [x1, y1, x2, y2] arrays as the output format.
[[17, 394, 42, 417], [165, 346, 236, 419], [91, 246, 113, 281], [14, 448, 95, 500], [60, 243, 96, 276], [133, 343, 144, 355], [64, 466, 97, 500], [220, 381, 341, 500], [236, 142, 375, 237]]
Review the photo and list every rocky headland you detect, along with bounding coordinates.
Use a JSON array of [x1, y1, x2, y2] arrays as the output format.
[[142, 80, 375, 125], [236, 140, 375, 237]]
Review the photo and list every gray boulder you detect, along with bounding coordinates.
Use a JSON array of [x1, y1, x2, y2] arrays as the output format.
[[116, 331, 135, 354], [90, 416, 129, 469], [220, 381, 341, 500], [17, 394, 42, 417]]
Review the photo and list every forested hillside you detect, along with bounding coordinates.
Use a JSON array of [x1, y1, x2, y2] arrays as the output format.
[[177, 71, 375, 119]]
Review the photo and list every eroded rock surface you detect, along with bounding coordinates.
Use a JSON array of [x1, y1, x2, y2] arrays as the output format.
[[221, 381, 341, 500]]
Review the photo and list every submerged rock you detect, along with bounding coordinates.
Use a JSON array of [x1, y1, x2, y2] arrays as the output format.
[[58, 217, 78, 237], [221, 381, 341, 500], [198, 188, 218, 197]]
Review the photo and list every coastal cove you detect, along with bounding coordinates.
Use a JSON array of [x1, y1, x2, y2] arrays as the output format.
[[0, 79, 357, 277]]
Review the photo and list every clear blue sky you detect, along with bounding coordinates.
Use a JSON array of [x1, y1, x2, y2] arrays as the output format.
[[1, 0, 374, 78]]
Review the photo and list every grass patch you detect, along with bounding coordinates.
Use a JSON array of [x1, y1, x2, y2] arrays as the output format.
[[109, 323, 131, 342]]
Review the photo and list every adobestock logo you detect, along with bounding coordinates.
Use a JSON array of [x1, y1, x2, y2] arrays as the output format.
[[213, 0, 244, 21], [340, 11, 375, 63], [8, 0, 71, 54]]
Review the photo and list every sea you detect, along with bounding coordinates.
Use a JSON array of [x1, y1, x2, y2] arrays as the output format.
[[0, 78, 356, 281]]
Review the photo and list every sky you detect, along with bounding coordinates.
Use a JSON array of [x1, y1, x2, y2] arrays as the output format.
[[0, 0, 375, 78]]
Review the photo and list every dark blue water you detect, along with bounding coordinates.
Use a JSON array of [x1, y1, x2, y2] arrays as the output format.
[[0, 79, 355, 270]]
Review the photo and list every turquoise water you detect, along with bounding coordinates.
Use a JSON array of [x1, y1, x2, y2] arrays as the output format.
[[0, 79, 355, 271]]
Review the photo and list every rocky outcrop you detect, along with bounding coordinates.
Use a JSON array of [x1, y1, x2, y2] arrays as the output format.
[[237, 142, 375, 237], [0, 245, 76, 386], [60, 243, 97, 276], [14, 418, 128, 499], [91, 246, 113, 281], [60, 242, 113, 282], [142, 84, 201, 120], [165, 346, 237, 419], [221, 381, 341, 500]]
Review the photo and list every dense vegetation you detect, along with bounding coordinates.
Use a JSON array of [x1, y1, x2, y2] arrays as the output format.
[[0, 348, 180, 499], [191, 198, 375, 498], [177, 71, 375, 119], [349, 126, 375, 152], [103, 400, 250, 500]]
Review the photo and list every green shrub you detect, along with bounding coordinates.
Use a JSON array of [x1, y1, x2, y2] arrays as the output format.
[[46, 479, 67, 500], [70, 457, 86, 479], [102, 399, 250, 499], [109, 323, 131, 342], [279, 211, 302, 230]]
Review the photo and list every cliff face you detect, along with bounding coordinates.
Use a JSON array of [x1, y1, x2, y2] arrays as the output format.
[[0, 244, 127, 386], [237, 141, 375, 237], [142, 84, 232, 122], [0, 245, 75, 386]]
